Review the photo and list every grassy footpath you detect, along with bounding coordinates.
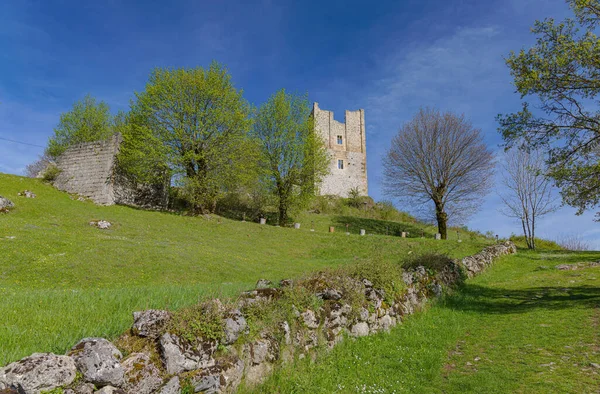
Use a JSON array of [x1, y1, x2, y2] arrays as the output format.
[[0, 174, 490, 365], [248, 249, 600, 394]]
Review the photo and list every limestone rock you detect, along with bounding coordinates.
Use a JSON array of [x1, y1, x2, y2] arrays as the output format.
[[255, 279, 272, 289], [279, 279, 293, 288], [17, 191, 36, 198], [316, 288, 342, 301], [93, 386, 125, 394], [0, 353, 77, 394], [301, 310, 319, 329], [239, 288, 281, 306], [223, 310, 247, 345], [121, 353, 162, 394], [0, 197, 14, 210], [64, 383, 96, 394], [156, 376, 180, 394], [350, 322, 369, 337], [132, 310, 170, 339], [190, 359, 244, 394], [89, 220, 111, 229], [70, 338, 124, 387], [159, 333, 216, 375]]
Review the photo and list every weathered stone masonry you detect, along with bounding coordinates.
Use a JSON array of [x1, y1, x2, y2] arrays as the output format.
[[313, 103, 368, 197], [52, 134, 167, 208], [0, 242, 516, 394]]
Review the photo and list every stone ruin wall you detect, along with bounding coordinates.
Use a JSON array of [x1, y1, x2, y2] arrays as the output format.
[[0, 242, 517, 394], [313, 103, 368, 197], [52, 134, 167, 208], [53, 135, 123, 205]]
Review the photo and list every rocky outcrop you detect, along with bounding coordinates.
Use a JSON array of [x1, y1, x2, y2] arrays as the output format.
[[1, 242, 516, 394]]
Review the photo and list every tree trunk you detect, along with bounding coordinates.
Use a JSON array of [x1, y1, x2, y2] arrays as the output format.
[[278, 198, 288, 226], [434, 201, 448, 240]]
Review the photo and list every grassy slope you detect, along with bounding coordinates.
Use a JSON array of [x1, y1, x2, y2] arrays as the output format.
[[0, 174, 490, 365], [249, 249, 600, 394]]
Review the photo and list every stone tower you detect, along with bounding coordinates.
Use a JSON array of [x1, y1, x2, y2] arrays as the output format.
[[312, 102, 368, 197]]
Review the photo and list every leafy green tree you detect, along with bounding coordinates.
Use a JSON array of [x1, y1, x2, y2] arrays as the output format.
[[119, 62, 256, 213], [253, 89, 329, 225], [497, 0, 600, 219], [46, 94, 113, 158]]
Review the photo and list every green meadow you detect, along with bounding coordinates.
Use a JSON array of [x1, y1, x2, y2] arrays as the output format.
[[0, 173, 490, 366], [249, 249, 600, 393]]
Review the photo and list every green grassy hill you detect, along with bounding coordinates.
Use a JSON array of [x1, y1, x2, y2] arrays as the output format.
[[0, 173, 491, 365]]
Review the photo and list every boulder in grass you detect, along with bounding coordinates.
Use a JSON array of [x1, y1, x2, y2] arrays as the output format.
[[17, 191, 36, 199], [0, 352, 77, 394], [89, 220, 112, 229], [0, 197, 14, 211]]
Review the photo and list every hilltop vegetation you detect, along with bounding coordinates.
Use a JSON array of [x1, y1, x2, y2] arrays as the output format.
[[0, 173, 491, 365]]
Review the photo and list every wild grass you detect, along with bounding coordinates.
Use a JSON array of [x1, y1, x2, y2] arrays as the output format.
[[0, 173, 491, 365], [248, 248, 600, 393]]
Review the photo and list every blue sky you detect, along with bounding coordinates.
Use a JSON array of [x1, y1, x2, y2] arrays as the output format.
[[1, 0, 598, 248]]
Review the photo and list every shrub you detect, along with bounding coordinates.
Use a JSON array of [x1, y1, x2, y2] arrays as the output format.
[[165, 300, 225, 343], [42, 164, 61, 182]]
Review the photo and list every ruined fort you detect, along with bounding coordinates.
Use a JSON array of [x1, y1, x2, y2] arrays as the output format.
[[313, 103, 368, 197], [51, 103, 368, 205], [52, 134, 167, 207]]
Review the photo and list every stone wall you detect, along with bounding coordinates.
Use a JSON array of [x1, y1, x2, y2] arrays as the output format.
[[53, 135, 123, 205], [0, 242, 516, 394], [313, 103, 368, 197], [52, 134, 168, 208]]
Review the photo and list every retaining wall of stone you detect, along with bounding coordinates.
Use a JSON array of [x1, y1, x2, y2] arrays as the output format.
[[0, 242, 516, 394]]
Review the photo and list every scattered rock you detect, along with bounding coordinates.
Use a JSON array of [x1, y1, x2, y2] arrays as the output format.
[[89, 220, 112, 230], [590, 362, 600, 369], [132, 310, 170, 339], [0, 197, 14, 210], [121, 353, 162, 394], [255, 279, 272, 289], [223, 310, 247, 345], [316, 288, 342, 301], [301, 310, 319, 329], [556, 262, 600, 271], [279, 279, 293, 288], [70, 338, 124, 387], [159, 333, 217, 374], [0, 353, 77, 394], [17, 191, 36, 198], [156, 376, 180, 394]]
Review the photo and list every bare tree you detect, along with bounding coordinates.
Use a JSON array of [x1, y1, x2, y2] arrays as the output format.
[[498, 149, 558, 250], [24, 153, 53, 178], [383, 108, 494, 239], [555, 233, 591, 251]]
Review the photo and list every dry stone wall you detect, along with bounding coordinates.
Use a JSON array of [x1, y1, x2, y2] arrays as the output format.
[[0, 242, 516, 394]]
